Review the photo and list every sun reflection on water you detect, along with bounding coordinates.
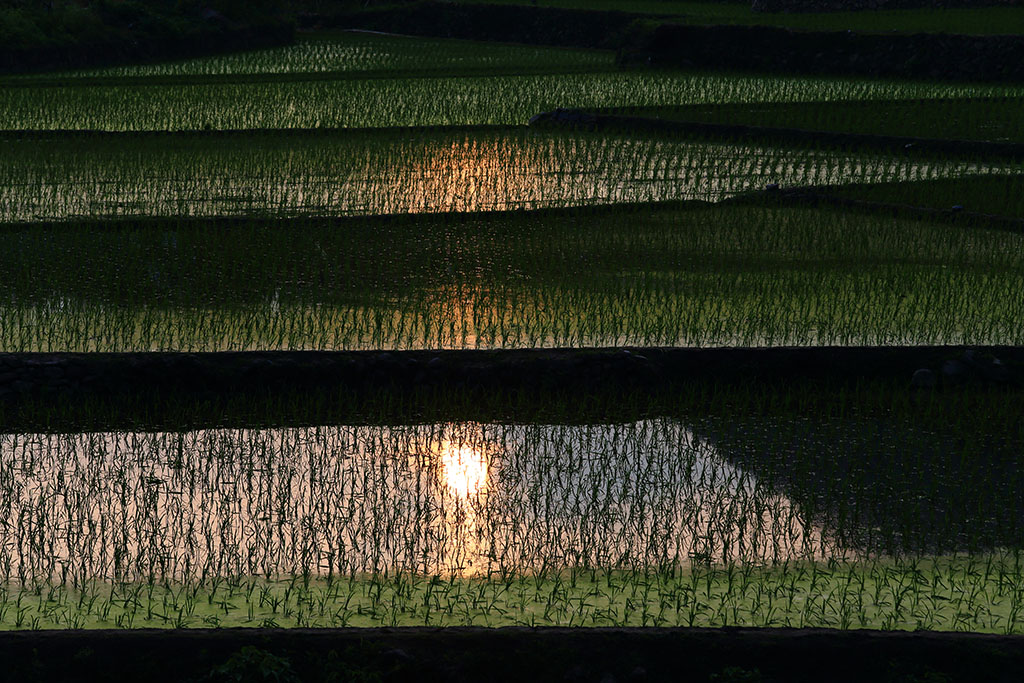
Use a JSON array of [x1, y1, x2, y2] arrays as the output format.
[[438, 441, 489, 499], [432, 439, 491, 576]]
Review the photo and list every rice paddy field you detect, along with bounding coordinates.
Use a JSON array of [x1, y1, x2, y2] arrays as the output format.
[[0, 402, 1021, 632], [1, 23, 1023, 647]]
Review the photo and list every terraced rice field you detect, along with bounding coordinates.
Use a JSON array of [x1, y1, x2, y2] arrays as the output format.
[[4, 34, 1022, 131], [1, 28, 1022, 634], [1, 408, 1022, 630], [4, 130, 1012, 222], [3, 206, 1024, 351]]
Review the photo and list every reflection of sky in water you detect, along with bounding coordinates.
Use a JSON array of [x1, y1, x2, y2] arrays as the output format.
[[1, 131, 1013, 222], [0, 421, 844, 582]]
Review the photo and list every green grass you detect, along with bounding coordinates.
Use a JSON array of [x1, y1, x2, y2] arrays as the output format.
[[455, 0, 1024, 35], [3, 202, 1024, 352], [597, 98, 1024, 144]]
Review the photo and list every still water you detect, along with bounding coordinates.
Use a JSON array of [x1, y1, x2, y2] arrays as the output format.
[[0, 420, 841, 583]]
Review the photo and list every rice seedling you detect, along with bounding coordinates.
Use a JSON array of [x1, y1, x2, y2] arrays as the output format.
[[2, 553, 1023, 630], [1, 22, 1019, 637], [695, 413, 1024, 556]]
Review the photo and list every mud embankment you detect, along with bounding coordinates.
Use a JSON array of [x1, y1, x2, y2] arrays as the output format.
[[3, 626, 1024, 683], [1, 346, 1020, 403]]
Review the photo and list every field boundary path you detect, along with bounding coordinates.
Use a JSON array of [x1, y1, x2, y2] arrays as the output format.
[[1, 346, 1020, 405], [2, 626, 1023, 683]]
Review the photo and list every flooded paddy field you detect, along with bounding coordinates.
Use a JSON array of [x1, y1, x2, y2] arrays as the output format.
[[4, 129, 1015, 223], [0, 401, 1021, 631], [1, 22, 1023, 671], [2, 205, 1023, 351], [5, 54, 1021, 132], [10, 31, 615, 81]]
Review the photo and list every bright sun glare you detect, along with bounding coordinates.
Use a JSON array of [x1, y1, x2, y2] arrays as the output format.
[[438, 442, 488, 499]]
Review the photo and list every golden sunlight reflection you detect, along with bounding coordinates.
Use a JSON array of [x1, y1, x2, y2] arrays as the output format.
[[431, 438, 491, 577], [438, 441, 489, 499]]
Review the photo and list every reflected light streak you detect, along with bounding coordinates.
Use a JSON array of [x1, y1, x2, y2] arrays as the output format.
[[438, 441, 488, 499], [434, 439, 490, 576]]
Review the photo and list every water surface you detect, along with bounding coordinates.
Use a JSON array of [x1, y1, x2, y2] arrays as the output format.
[[0, 420, 839, 582]]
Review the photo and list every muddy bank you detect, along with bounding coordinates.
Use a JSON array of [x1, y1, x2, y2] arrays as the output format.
[[3, 626, 1023, 683], [753, 0, 1017, 12], [747, 186, 1024, 230], [2, 346, 1019, 432]]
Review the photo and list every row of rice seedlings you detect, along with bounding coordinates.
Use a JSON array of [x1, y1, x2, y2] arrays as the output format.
[[3, 70, 1021, 131], [0, 129, 1014, 222], [2, 271, 1021, 351], [1, 553, 1021, 630], [2, 32, 614, 82], [0, 417, 1018, 630], [8, 204, 1021, 308], [2, 204, 1022, 351]]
